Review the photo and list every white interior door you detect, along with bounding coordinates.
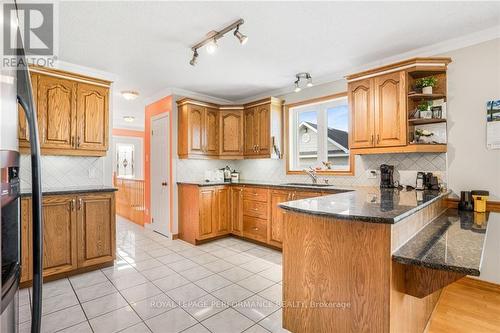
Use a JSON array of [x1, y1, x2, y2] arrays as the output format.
[[151, 114, 170, 236]]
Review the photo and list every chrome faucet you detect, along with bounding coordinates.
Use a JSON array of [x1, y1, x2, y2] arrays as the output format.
[[304, 167, 318, 184]]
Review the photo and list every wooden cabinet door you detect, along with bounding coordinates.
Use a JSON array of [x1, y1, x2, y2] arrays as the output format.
[[76, 83, 109, 151], [188, 105, 204, 155], [220, 110, 243, 156], [294, 191, 322, 200], [231, 187, 243, 236], [37, 75, 76, 150], [374, 71, 407, 147], [199, 188, 216, 240], [349, 79, 375, 148], [270, 190, 290, 247], [204, 108, 219, 155], [77, 193, 115, 267], [216, 187, 230, 235], [42, 195, 77, 276], [244, 108, 257, 155], [256, 104, 270, 155], [18, 73, 38, 148], [20, 198, 32, 283]]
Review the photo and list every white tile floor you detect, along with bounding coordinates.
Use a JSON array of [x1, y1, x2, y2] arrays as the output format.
[[19, 217, 289, 333]]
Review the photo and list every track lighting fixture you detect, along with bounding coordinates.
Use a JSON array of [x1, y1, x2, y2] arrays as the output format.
[[189, 19, 247, 65], [293, 73, 314, 92], [189, 49, 199, 66], [234, 25, 248, 45]]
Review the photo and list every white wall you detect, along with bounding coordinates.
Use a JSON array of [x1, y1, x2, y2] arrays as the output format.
[[445, 38, 500, 197]]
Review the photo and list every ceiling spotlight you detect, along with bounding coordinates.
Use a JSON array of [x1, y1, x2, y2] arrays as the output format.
[[294, 81, 302, 93], [306, 74, 313, 87], [189, 19, 247, 65], [205, 38, 218, 54], [121, 91, 139, 100], [234, 25, 248, 45], [123, 116, 135, 123], [293, 73, 313, 92], [189, 49, 199, 66]]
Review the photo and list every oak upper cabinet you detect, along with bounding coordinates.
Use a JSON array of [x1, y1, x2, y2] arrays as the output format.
[[37, 74, 77, 150], [76, 83, 109, 152], [77, 193, 115, 268], [220, 108, 244, 158], [177, 99, 220, 159], [243, 107, 257, 155], [204, 107, 219, 156], [373, 71, 406, 147], [349, 78, 374, 148], [230, 187, 243, 236], [244, 97, 283, 158], [215, 187, 231, 235], [19, 66, 111, 156], [41, 195, 78, 277]]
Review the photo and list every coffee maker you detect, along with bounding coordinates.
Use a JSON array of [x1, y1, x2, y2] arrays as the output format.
[[380, 164, 395, 188]]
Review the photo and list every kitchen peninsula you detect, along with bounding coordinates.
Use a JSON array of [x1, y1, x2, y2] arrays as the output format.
[[279, 188, 493, 333]]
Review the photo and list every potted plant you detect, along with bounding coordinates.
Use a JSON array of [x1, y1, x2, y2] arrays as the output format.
[[415, 76, 438, 94], [417, 101, 433, 119]]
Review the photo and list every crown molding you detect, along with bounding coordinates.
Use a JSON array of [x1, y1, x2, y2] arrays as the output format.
[[234, 24, 500, 104], [144, 87, 234, 106]]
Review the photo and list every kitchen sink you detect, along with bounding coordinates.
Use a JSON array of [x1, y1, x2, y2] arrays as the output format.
[[281, 182, 333, 187]]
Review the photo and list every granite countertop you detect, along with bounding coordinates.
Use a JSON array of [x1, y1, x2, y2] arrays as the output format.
[[392, 209, 494, 275], [278, 187, 450, 224], [21, 185, 117, 196], [177, 179, 352, 193]]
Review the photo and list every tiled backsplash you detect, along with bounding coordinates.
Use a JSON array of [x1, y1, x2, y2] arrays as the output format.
[[20, 155, 104, 191], [177, 153, 447, 187]]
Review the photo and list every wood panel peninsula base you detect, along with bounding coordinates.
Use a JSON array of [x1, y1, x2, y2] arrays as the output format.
[[280, 192, 492, 333]]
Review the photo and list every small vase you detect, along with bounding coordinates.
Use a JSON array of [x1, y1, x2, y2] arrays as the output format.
[[422, 86, 433, 94]]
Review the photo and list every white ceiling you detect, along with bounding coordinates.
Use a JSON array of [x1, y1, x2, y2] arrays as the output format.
[[56, 1, 500, 128]]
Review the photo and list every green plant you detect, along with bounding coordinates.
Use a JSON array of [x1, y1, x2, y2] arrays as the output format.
[[417, 101, 432, 111], [415, 129, 434, 137], [415, 76, 438, 88]]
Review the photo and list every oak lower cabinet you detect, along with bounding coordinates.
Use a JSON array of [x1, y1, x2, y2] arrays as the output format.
[[20, 191, 116, 284], [77, 193, 116, 268], [18, 66, 111, 157], [230, 187, 244, 236]]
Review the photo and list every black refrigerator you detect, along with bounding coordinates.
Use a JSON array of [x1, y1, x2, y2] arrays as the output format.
[[1, 1, 43, 332]]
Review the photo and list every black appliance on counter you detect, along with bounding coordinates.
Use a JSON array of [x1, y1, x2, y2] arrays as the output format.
[[1, 2, 44, 332], [380, 164, 395, 188], [458, 191, 474, 211]]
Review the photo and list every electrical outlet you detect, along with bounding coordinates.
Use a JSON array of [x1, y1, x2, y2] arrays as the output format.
[[366, 169, 378, 179]]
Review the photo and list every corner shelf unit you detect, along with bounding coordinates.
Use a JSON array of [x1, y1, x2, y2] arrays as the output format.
[[406, 66, 449, 148]]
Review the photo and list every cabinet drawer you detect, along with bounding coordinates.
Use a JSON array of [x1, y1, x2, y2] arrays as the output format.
[[243, 199, 268, 219], [243, 187, 269, 202], [243, 216, 267, 242]]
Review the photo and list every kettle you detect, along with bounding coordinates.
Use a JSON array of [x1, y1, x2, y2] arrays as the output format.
[[221, 166, 232, 182]]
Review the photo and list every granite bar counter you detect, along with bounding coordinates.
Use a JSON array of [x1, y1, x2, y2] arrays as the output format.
[[393, 209, 493, 276], [21, 185, 117, 197]]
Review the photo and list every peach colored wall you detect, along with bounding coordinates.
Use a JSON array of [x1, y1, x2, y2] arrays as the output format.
[[112, 128, 145, 138], [144, 95, 173, 229]]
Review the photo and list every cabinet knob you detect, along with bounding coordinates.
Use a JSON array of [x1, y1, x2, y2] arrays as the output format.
[[252, 227, 259, 231]]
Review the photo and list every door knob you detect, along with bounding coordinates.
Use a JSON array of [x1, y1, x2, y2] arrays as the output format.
[[161, 181, 168, 186]]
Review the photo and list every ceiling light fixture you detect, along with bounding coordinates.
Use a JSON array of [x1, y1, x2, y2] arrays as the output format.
[[189, 49, 199, 66], [121, 90, 139, 100], [293, 73, 313, 92], [189, 18, 247, 65], [123, 116, 135, 123], [234, 25, 248, 45]]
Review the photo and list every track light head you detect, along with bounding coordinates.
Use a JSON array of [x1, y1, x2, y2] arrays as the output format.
[[294, 80, 301, 93], [189, 49, 199, 66], [234, 25, 248, 45], [294, 73, 313, 92], [306, 75, 313, 87], [206, 38, 218, 54]]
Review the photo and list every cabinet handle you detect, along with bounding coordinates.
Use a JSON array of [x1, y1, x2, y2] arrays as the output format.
[[371, 134, 374, 144], [252, 227, 259, 231], [78, 198, 83, 210], [77, 136, 81, 147], [377, 134, 380, 144], [69, 200, 75, 211]]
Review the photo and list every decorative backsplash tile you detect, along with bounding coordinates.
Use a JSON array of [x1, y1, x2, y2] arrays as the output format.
[[20, 155, 104, 191], [176, 153, 447, 187]]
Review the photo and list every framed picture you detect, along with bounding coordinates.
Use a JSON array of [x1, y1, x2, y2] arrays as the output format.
[[487, 100, 500, 122]]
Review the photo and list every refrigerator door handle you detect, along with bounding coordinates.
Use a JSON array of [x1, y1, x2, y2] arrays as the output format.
[[16, 34, 43, 333]]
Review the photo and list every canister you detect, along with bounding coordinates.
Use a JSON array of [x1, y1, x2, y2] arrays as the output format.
[[471, 190, 489, 213]]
